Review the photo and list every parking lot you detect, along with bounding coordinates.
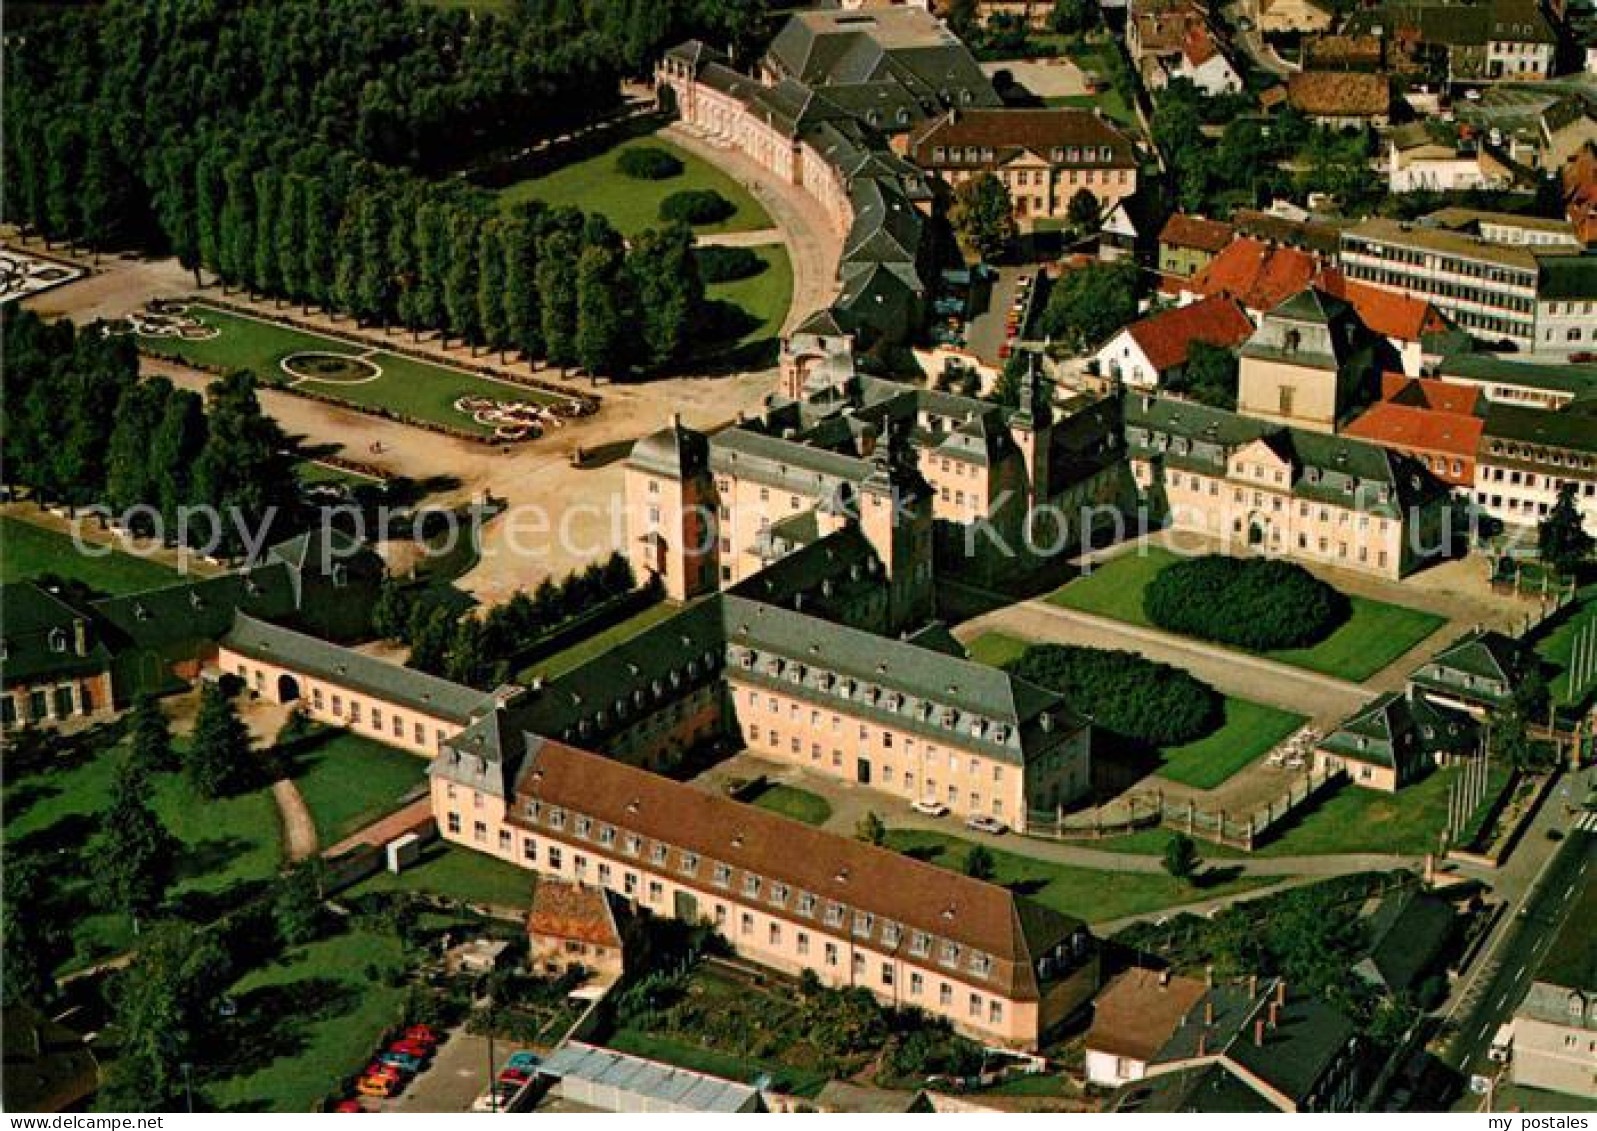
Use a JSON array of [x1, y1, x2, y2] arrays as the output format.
[[357, 1027, 541, 1113]]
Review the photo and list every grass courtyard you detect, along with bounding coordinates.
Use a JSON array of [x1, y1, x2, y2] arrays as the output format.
[[882, 829, 1271, 923], [285, 729, 431, 845], [135, 305, 567, 436], [1533, 585, 1597, 712], [496, 133, 772, 237], [966, 631, 1306, 791], [0, 515, 181, 595], [1049, 547, 1446, 681], [746, 782, 833, 827], [701, 243, 794, 356], [207, 925, 409, 1113], [345, 841, 535, 909], [516, 599, 681, 683], [4, 729, 283, 974]]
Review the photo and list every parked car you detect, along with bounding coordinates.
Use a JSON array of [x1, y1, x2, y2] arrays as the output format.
[[357, 1076, 400, 1099], [472, 1082, 523, 1112], [404, 1025, 440, 1046], [333, 1100, 366, 1113], [505, 1052, 542, 1072], [964, 815, 1008, 835], [911, 798, 950, 817], [364, 1062, 403, 1081], [378, 1051, 425, 1074], [389, 1039, 433, 1059], [499, 1067, 533, 1087]]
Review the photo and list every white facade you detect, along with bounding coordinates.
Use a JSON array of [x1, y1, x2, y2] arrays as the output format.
[[1387, 145, 1505, 194], [1092, 328, 1161, 390]]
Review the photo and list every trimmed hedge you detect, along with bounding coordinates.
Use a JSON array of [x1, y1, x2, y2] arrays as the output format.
[[617, 146, 684, 180], [1143, 555, 1349, 651], [693, 245, 765, 283], [1004, 643, 1221, 747], [660, 188, 734, 225]]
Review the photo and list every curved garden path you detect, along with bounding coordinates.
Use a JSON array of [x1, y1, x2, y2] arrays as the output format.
[[272, 777, 320, 863]]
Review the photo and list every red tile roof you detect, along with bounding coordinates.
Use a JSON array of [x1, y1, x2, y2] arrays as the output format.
[[1086, 968, 1208, 1061], [529, 880, 623, 948], [909, 108, 1137, 169], [1379, 373, 1481, 415], [1122, 294, 1255, 371], [1287, 72, 1390, 119], [1186, 237, 1320, 311], [1316, 271, 1450, 343], [1183, 23, 1221, 66], [1343, 401, 1483, 463], [1159, 213, 1236, 254]]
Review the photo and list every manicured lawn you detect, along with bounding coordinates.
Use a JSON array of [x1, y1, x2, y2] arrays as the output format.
[[1534, 587, 1597, 710], [517, 599, 679, 682], [1078, 828, 1246, 859], [964, 631, 1031, 668], [1049, 547, 1446, 682], [208, 925, 409, 1112], [496, 134, 772, 236], [883, 829, 1271, 923], [965, 630, 1303, 790], [702, 243, 793, 352], [137, 305, 568, 435], [1255, 760, 1514, 858], [746, 783, 833, 827], [1155, 698, 1307, 790], [287, 730, 431, 845], [296, 460, 384, 490], [4, 732, 283, 974], [0, 515, 180, 595], [347, 842, 534, 909]]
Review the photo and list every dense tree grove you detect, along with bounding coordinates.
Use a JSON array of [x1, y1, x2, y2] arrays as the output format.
[[5, 0, 709, 376], [1167, 341, 1238, 410], [520, 0, 775, 74], [1004, 643, 1221, 747], [1035, 259, 1140, 352], [1144, 555, 1350, 652], [2, 311, 294, 550]]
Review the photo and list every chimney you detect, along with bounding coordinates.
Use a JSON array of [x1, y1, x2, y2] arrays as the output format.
[[1276, 981, 1287, 1007], [1254, 1019, 1265, 1047], [1197, 1033, 1208, 1057], [671, 412, 682, 429], [1269, 1002, 1280, 1029], [72, 618, 88, 657], [1248, 974, 1258, 998], [1159, 969, 1171, 987], [1204, 965, 1214, 987], [1204, 999, 1214, 1025]]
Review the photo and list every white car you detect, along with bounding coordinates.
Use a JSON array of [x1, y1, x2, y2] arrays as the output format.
[[964, 815, 1008, 835], [912, 799, 950, 817]]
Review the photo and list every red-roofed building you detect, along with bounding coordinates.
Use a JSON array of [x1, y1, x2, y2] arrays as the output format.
[[1146, 23, 1244, 96], [528, 878, 627, 984], [1563, 142, 1597, 246], [1316, 270, 1452, 374], [1182, 238, 1323, 316], [1091, 295, 1255, 390], [1343, 375, 1485, 488]]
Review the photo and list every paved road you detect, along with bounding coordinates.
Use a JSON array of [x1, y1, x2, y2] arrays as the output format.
[[1440, 780, 1595, 1089], [958, 599, 1372, 728]]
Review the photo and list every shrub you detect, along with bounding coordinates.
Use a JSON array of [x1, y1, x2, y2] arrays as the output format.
[[617, 146, 684, 180], [659, 189, 734, 225], [1143, 555, 1349, 651], [1004, 644, 1221, 747], [694, 244, 764, 283]]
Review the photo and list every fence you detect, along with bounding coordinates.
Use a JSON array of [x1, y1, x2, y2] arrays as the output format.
[[1025, 767, 1345, 851]]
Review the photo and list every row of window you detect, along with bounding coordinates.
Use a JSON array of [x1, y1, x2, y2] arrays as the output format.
[[1, 682, 86, 728]]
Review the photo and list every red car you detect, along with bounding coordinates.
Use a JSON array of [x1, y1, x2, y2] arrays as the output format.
[[404, 1025, 439, 1046], [498, 1067, 532, 1087], [333, 1100, 365, 1113], [365, 1062, 404, 1082], [389, 1039, 432, 1059]]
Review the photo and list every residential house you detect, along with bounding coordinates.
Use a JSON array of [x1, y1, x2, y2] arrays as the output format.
[[1158, 214, 1236, 278], [1511, 874, 1597, 1100], [1254, 0, 1335, 34], [907, 108, 1140, 223], [1128, 0, 1210, 65], [1387, 124, 1513, 194], [1105, 976, 1363, 1113], [1086, 968, 1210, 1088], [0, 582, 116, 731], [1345, 0, 1558, 83], [1540, 95, 1597, 170], [1182, 238, 1323, 318], [528, 879, 627, 985], [1342, 374, 1485, 489], [1313, 688, 1477, 790], [1286, 72, 1391, 128], [1146, 24, 1244, 96], [1091, 295, 1255, 391]]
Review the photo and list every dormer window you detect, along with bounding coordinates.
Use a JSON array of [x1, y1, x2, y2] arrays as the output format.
[[574, 816, 592, 838], [713, 863, 732, 887], [940, 941, 961, 967], [853, 912, 874, 938], [549, 808, 566, 830], [910, 931, 931, 957], [771, 882, 789, 906], [681, 852, 700, 876], [524, 800, 542, 820], [824, 903, 846, 927], [623, 834, 641, 856], [48, 628, 67, 653], [598, 825, 616, 846], [743, 874, 762, 897], [797, 892, 817, 916]]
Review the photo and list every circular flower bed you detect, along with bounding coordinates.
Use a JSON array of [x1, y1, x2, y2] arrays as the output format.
[[282, 352, 382, 383]]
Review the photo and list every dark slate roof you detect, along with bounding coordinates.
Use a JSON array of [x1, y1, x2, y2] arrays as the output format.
[[1319, 690, 1476, 773], [91, 563, 300, 652], [0, 582, 112, 684], [1537, 255, 1597, 302], [1482, 400, 1597, 455], [1354, 888, 1457, 994], [628, 419, 712, 479], [731, 525, 887, 623], [1408, 629, 1519, 707], [1111, 1064, 1277, 1113], [222, 613, 490, 723]]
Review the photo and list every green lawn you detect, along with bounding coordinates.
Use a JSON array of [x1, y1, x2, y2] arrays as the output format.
[[702, 243, 793, 352], [1534, 587, 1597, 710], [1155, 698, 1307, 790], [296, 460, 384, 490], [608, 1029, 829, 1097], [1076, 827, 1246, 859], [346, 842, 534, 909], [747, 783, 833, 827], [0, 515, 181, 595], [497, 134, 772, 237], [516, 600, 680, 683], [965, 631, 1304, 790], [5, 733, 283, 974], [1049, 547, 1446, 682], [287, 730, 431, 845], [137, 305, 567, 435], [883, 829, 1271, 923], [208, 926, 409, 1112], [1255, 760, 1514, 857]]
